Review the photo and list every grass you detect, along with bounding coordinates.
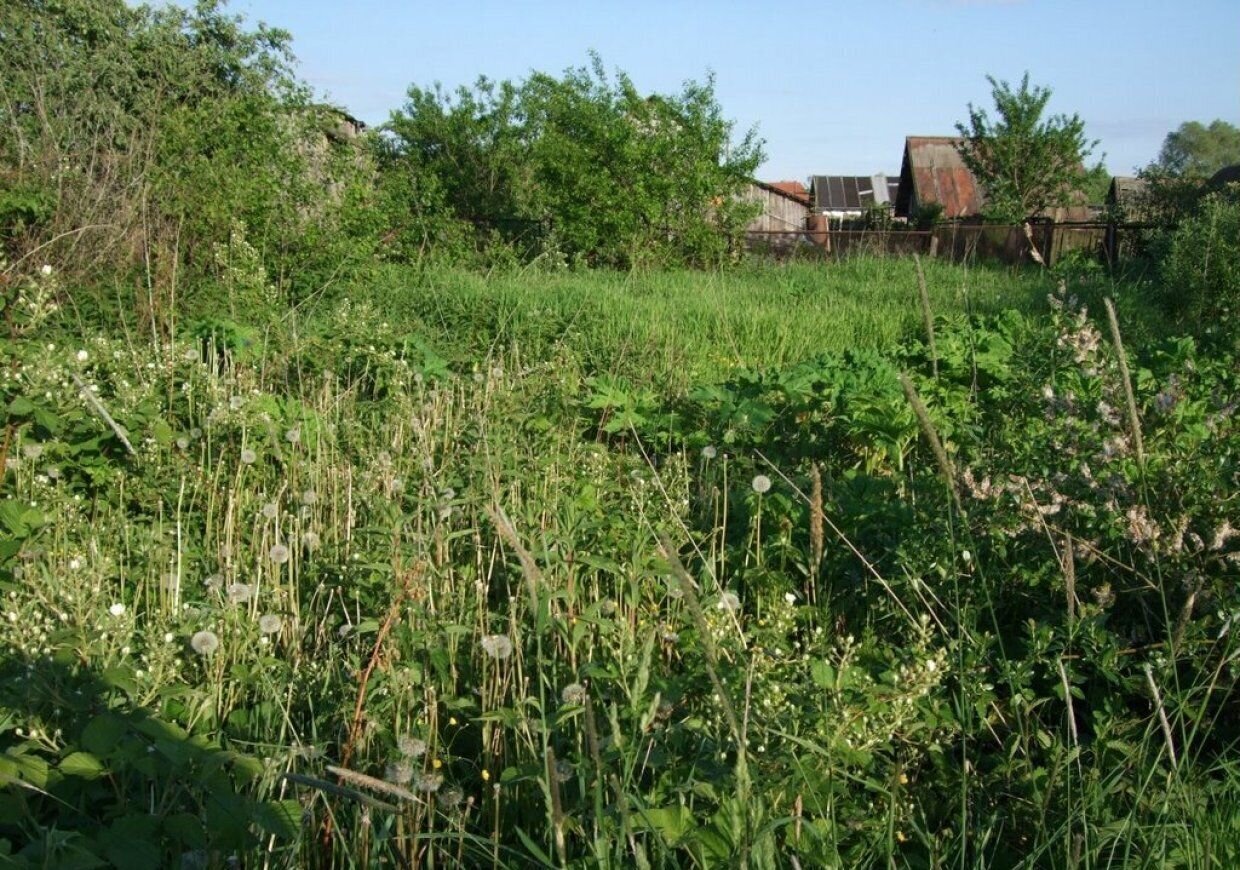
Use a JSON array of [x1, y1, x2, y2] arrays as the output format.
[[363, 258, 1068, 389], [1, 255, 1234, 868]]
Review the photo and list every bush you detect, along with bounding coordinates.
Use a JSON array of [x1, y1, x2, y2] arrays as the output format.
[[1158, 185, 1240, 323]]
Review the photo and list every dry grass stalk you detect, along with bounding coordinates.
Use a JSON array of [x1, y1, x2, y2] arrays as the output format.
[[1143, 664, 1179, 769], [809, 463, 824, 596], [655, 533, 747, 778], [1104, 298, 1145, 467], [914, 254, 938, 378], [71, 371, 136, 455], [1063, 536, 1077, 627], [486, 504, 544, 609], [1057, 658, 1079, 748], [281, 771, 399, 812], [325, 765, 418, 803], [899, 373, 962, 514], [545, 746, 567, 865]]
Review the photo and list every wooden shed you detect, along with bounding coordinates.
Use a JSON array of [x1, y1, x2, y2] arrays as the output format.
[[742, 180, 814, 254]]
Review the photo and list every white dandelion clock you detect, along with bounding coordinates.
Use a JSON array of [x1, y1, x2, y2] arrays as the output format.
[[239, 448, 257, 465], [560, 682, 587, 705], [268, 544, 290, 565], [226, 583, 253, 604], [480, 634, 514, 660], [716, 591, 741, 613], [751, 474, 772, 494], [190, 630, 220, 656], [259, 614, 282, 635]]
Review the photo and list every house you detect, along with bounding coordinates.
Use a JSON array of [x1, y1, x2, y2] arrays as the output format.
[[894, 136, 984, 221], [1107, 176, 1150, 220], [895, 135, 1096, 222], [809, 174, 899, 220]]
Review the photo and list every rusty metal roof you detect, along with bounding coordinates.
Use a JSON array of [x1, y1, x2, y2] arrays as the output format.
[[895, 137, 984, 219], [767, 180, 811, 205]]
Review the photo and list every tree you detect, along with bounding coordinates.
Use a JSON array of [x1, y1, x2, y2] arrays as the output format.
[[955, 73, 1095, 225], [382, 55, 763, 268], [1154, 120, 1240, 177]]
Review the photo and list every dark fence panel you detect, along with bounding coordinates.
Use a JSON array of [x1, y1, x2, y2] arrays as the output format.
[[746, 221, 1144, 267]]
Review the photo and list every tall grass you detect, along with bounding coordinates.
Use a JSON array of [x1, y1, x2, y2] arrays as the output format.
[[1, 257, 1233, 867]]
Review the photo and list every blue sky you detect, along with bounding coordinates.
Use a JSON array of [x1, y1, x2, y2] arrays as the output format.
[[233, 0, 1239, 181]]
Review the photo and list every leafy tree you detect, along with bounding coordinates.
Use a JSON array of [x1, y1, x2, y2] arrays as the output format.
[[0, 0, 378, 321], [382, 55, 763, 268], [1154, 120, 1240, 178], [955, 73, 1096, 224]]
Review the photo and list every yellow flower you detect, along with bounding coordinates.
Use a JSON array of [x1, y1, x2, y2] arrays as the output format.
[[449, 716, 458, 726], [432, 758, 443, 770], [481, 769, 490, 782]]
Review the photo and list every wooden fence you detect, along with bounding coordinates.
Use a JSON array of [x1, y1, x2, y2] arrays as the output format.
[[745, 221, 1147, 267]]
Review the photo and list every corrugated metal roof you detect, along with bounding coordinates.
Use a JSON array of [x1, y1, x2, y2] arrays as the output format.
[[895, 137, 984, 219], [810, 174, 896, 212]]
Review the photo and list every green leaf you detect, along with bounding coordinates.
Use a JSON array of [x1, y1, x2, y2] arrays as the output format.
[[254, 799, 303, 840], [59, 752, 106, 780], [514, 826, 554, 866], [81, 714, 127, 756], [636, 805, 696, 846]]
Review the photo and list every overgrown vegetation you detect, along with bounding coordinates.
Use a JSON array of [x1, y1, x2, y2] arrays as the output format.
[[3, 3, 1240, 867]]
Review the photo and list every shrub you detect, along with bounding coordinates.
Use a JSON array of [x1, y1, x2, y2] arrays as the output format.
[[1158, 185, 1240, 324]]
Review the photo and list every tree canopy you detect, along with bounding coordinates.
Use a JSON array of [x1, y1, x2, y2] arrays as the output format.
[[1154, 120, 1240, 178], [955, 73, 1095, 223], [380, 55, 764, 268]]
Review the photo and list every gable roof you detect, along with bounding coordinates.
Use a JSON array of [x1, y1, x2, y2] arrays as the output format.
[[895, 136, 984, 218]]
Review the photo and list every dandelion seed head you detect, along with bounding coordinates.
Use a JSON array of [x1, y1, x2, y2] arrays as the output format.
[[397, 735, 427, 758], [40, 264, 53, 276], [560, 682, 587, 705], [226, 583, 253, 604], [751, 474, 772, 494], [259, 614, 282, 635], [239, 448, 257, 465], [176, 437, 189, 450], [76, 350, 88, 363], [553, 759, 573, 783], [108, 602, 125, 617], [190, 630, 220, 656], [301, 531, 321, 551], [479, 633, 513, 660], [268, 544, 290, 565], [717, 591, 741, 613], [415, 772, 443, 793], [301, 489, 318, 505], [385, 761, 414, 785], [702, 445, 717, 459], [285, 428, 300, 444], [261, 502, 278, 519], [438, 785, 464, 811]]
